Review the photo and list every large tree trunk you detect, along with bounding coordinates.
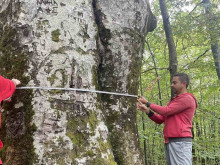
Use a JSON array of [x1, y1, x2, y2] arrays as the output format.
[[0, 0, 156, 164]]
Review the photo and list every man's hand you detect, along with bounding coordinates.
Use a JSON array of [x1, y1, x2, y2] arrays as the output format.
[[137, 100, 150, 114], [137, 96, 148, 104], [12, 79, 21, 86]]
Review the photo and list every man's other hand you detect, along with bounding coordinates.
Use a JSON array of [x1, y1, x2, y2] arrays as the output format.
[[137, 100, 150, 114], [137, 96, 148, 104], [12, 79, 21, 86]]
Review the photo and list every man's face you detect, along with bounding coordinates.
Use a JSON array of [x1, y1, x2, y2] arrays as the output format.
[[171, 76, 186, 94]]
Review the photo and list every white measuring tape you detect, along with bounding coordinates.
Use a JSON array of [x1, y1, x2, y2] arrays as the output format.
[[16, 87, 138, 98]]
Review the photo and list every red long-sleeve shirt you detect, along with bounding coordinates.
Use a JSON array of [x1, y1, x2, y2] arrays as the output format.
[[149, 93, 197, 143], [0, 76, 16, 164], [0, 76, 16, 103]]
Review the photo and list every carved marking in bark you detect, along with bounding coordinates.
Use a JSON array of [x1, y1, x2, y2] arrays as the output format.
[[37, 0, 58, 14], [37, 0, 58, 6]]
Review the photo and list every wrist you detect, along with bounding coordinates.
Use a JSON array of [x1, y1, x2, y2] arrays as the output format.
[[146, 102, 151, 107], [147, 111, 154, 117], [143, 106, 150, 114], [12, 80, 17, 87]]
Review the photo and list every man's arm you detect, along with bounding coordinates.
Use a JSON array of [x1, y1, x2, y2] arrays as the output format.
[[138, 95, 194, 117], [150, 97, 193, 117]]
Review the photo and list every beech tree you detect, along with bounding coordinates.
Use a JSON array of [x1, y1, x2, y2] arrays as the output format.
[[0, 0, 156, 164]]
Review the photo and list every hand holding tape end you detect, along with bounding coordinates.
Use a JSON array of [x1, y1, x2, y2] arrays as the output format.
[[12, 79, 21, 86]]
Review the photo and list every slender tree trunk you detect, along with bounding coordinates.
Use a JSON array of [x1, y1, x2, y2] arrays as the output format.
[[205, 0, 220, 80], [146, 40, 162, 106], [0, 0, 156, 164], [139, 74, 148, 165], [159, 0, 178, 97], [211, 38, 220, 80]]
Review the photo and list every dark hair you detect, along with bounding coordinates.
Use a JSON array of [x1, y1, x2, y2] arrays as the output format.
[[173, 73, 190, 88]]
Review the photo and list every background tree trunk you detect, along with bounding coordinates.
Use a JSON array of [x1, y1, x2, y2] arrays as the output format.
[[204, 0, 220, 80], [159, 0, 177, 97], [0, 0, 156, 164], [211, 41, 220, 80]]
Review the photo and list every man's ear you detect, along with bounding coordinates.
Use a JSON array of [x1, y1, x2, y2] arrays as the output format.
[[183, 81, 187, 87]]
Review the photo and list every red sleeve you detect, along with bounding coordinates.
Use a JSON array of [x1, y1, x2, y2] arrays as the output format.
[[0, 76, 16, 102], [149, 113, 165, 124], [149, 96, 193, 117]]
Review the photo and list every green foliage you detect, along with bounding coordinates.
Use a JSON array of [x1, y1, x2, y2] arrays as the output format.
[[137, 0, 220, 164]]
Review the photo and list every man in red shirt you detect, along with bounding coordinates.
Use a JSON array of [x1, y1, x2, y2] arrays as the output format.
[[137, 73, 197, 165], [0, 76, 21, 164]]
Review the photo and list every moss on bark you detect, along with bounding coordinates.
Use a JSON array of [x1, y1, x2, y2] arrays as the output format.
[[0, 25, 37, 164], [0, 3, 36, 164], [51, 29, 61, 42]]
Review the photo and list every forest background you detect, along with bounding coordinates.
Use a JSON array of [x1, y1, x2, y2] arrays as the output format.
[[137, 0, 220, 165]]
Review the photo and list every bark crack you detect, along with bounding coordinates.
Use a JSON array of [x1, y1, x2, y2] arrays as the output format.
[[92, 0, 111, 47], [92, 0, 112, 92]]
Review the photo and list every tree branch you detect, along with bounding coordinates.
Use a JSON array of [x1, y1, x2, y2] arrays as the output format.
[[183, 49, 210, 69], [142, 67, 169, 73]]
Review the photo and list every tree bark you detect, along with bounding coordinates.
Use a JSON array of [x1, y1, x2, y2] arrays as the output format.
[[204, 0, 220, 80], [0, 0, 156, 164], [159, 0, 178, 97], [211, 41, 220, 80]]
